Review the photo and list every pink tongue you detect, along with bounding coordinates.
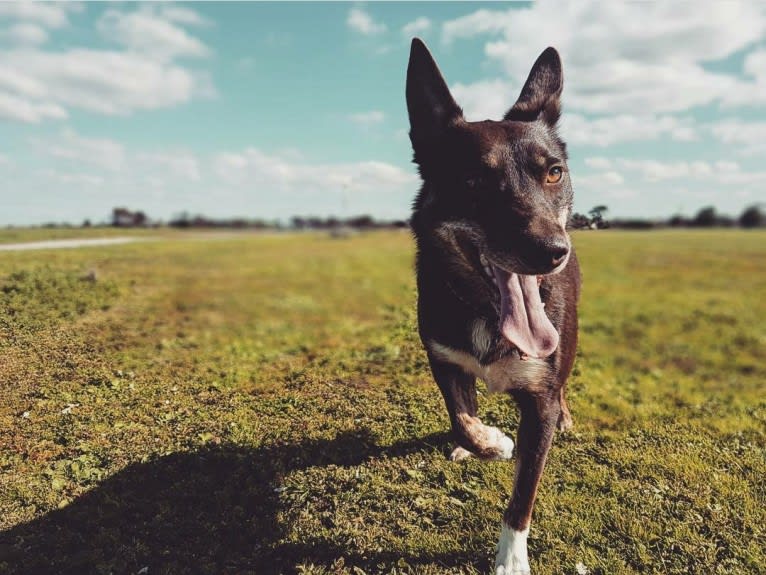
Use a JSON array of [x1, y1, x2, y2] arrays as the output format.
[[492, 266, 559, 359]]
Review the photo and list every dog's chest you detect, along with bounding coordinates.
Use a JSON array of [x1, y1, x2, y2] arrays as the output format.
[[428, 319, 551, 393]]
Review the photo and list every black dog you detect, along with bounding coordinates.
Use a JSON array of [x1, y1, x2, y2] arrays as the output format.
[[406, 38, 580, 574]]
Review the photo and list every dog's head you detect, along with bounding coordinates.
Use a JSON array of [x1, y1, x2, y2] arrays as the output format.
[[407, 38, 572, 278]]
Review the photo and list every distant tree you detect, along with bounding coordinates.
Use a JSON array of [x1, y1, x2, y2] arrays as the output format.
[[112, 207, 130, 227], [347, 215, 374, 229], [190, 216, 211, 227], [169, 211, 191, 228], [588, 205, 609, 228], [611, 219, 655, 230], [134, 211, 148, 227], [569, 213, 591, 229], [113, 207, 150, 227], [82, 219, 92, 228], [739, 204, 764, 228], [692, 206, 717, 227], [668, 214, 687, 227]]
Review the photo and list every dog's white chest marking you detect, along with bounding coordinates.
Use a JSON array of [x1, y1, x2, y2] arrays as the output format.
[[495, 525, 530, 575], [429, 337, 550, 393], [471, 319, 494, 358]]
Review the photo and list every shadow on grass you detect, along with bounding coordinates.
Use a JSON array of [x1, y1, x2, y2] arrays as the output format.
[[0, 429, 482, 574]]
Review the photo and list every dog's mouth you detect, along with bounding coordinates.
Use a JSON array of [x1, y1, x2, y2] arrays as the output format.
[[479, 253, 559, 359]]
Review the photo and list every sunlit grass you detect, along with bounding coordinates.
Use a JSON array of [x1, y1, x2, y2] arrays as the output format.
[[0, 229, 763, 574]]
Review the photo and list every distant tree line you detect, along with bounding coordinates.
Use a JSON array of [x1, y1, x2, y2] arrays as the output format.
[[107, 207, 409, 231], [570, 204, 765, 230], [17, 204, 765, 232], [288, 215, 408, 230]]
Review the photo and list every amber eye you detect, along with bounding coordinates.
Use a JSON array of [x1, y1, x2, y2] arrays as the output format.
[[546, 166, 564, 184]]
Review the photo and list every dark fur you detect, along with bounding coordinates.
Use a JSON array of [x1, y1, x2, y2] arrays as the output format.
[[406, 38, 581, 541]]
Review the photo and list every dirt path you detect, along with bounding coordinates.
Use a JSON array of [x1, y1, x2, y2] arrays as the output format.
[[0, 237, 148, 252]]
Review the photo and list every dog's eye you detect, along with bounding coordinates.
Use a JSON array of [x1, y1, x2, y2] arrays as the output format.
[[546, 166, 564, 184]]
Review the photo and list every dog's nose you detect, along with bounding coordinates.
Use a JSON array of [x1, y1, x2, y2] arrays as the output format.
[[529, 237, 569, 271], [549, 241, 569, 267]]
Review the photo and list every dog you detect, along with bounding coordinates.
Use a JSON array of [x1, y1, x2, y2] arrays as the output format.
[[406, 38, 580, 574]]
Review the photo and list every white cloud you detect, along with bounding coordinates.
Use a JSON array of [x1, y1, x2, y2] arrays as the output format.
[[574, 168, 626, 187], [442, 2, 766, 114], [449, 84, 702, 144], [215, 147, 415, 192], [10, 129, 209, 223], [16, 129, 418, 223], [212, 149, 417, 218], [601, 171, 625, 185], [347, 8, 386, 36], [0, 1, 80, 47], [744, 49, 766, 77], [562, 60, 739, 115], [98, 7, 210, 61], [159, 6, 211, 28], [38, 129, 202, 182], [4, 23, 48, 46], [561, 113, 698, 147], [442, 9, 508, 44], [0, 5, 213, 124], [451, 79, 515, 120], [722, 50, 766, 108], [0, 65, 46, 97], [573, 158, 766, 216], [584, 158, 766, 188], [0, 91, 66, 123], [0, 2, 79, 29], [348, 110, 385, 126], [402, 17, 431, 37], [42, 129, 126, 171], [710, 118, 766, 156], [0, 48, 212, 117], [445, 3, 766, 63], [584, 157, 611, 170], [615, 159, 715, 182], [571, 172, 638, 203]]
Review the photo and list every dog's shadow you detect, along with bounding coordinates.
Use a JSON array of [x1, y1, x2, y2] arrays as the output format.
[[0, 429, 485, 574]]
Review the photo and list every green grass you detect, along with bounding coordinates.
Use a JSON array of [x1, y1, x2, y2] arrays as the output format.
[[0, 229, 763, 574]]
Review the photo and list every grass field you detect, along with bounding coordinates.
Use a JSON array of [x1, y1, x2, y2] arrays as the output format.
[[0, 229, 764, 575]]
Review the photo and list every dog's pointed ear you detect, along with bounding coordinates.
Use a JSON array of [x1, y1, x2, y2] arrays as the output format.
[[406, 38, 462, 148], [505, 47, 563, 125]]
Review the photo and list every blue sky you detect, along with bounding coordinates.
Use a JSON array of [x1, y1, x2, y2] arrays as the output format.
[[1, 2, 765, 225]]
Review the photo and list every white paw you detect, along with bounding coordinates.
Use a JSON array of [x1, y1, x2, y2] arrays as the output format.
[[492, 433, 515, 460], [449, 431, 514, 462], [495, 524, 530, 575], [449, 446, 474, 461]]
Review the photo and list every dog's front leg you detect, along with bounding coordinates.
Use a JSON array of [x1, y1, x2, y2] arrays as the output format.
[[428, 356, 514, 461], [495, 391, 560, 575]]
